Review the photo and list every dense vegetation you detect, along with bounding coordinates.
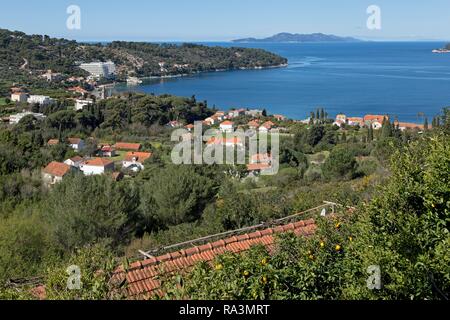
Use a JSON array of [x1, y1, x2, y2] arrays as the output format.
[[0, 84, 448, 299]]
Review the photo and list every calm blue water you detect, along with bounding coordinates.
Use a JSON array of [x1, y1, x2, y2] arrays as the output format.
[[115, 42, 450, 122]]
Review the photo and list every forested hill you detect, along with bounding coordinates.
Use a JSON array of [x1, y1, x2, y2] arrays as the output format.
[[0, 29, 288, 79]]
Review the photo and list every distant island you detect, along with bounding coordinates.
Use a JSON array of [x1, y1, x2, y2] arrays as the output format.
[[232, 32, 362, 43]]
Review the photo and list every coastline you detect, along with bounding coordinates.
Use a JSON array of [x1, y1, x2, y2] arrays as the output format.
[[131, 63, 289, 81]]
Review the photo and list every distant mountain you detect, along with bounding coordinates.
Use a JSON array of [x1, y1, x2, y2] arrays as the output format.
[[233, 32, 362, 43]]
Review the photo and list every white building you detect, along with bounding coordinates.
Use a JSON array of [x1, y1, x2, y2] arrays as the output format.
[[11, 92, 28, 103], [9, 112, 46, 124], [75, 99, 94, 111], [27, 95, 54, 106], [220, 121, 235, 133], [122, 152, 152, 172], [79, 61, 116, 78], [64, 156, 84, 168], [67, 138, 85, 151], [79, 158, 114, 176]]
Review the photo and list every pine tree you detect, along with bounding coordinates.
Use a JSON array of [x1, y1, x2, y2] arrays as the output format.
[[368, 126, 374, 142], [381, 117, 392, 139], [424, 117, 429, 130]]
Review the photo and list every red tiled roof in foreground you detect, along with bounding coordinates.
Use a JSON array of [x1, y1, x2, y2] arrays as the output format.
[[112, 219, 317, 299]]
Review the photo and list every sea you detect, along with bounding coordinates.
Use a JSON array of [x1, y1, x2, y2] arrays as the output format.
[[114, 42, 450, 123]]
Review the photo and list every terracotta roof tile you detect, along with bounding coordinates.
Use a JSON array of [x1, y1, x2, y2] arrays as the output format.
[[42, 162, 71, 177], [114, 142, 141, 151], [114, 218, 316, 298]]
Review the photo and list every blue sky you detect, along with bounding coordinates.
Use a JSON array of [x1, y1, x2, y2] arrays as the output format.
[[1, 0, 449, 41]]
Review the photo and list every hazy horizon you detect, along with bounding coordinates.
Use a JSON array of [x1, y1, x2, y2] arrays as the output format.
[[1, 0, 450, 42]]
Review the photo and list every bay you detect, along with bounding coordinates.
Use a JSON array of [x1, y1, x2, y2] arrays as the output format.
[[115, 42, 450, 123]]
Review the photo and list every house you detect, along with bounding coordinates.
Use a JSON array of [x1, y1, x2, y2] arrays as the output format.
[[67, 138, 85, 151], [68, 86, 89, 95], [64, 156, 84, 168], [185, 124, 195, 132], [27, 95, 54, 106], [11, 92, 28, 103], [204, 117, 216, 126], [99, 145, 117, 157], [274, 114, 286, 121], [228, 109, 246, 118], [250, 153, 272, 164], [220, 121, 235, 133], [114, 142, 141, 152], [259, 121, 276, 133], [9, 112, 46, 124], [247, 120, 260, 130], [395, 122, 424, 131], [80, 158, 114, 176], [75, 99, 93, 111], [40, 70, 63, 82], [42, 162, 72, 186], [336, 114, 347, 123], [213, 111, 226, 121], [207, 137, 244, 148], [364, 115, 389, 129], [122, 152, 153, 172], [347, 117, 364, 127], [245, 109, 264, 117]]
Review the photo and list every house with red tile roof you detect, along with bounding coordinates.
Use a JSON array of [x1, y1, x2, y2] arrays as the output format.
[[100, 145, 117, 158], [219, 120, 235, 133], [42, 162, 72, 186], [80, 158, 114, 176], [111, 218, 317, 299], [247, 120, 260, 130], [206, 136, 244, 148], [114, 142, 141, 151], [364, 115, 389, 129], [67, 138, 85, 151], [122, 152, 153, 172]]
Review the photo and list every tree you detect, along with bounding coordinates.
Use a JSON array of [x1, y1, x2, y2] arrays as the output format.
[[424, 117, 429, 130], [0, 214, 53, 284], [381, 117, 392, 139], [139, 165, 217, 230], [367, 126, 374, 142], [306, 125, 325, 147], [322, 145, 357, 180], [43, 175, 138, 252]]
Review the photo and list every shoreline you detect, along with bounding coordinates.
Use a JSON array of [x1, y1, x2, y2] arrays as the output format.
[[128, 63, 289, 81]]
